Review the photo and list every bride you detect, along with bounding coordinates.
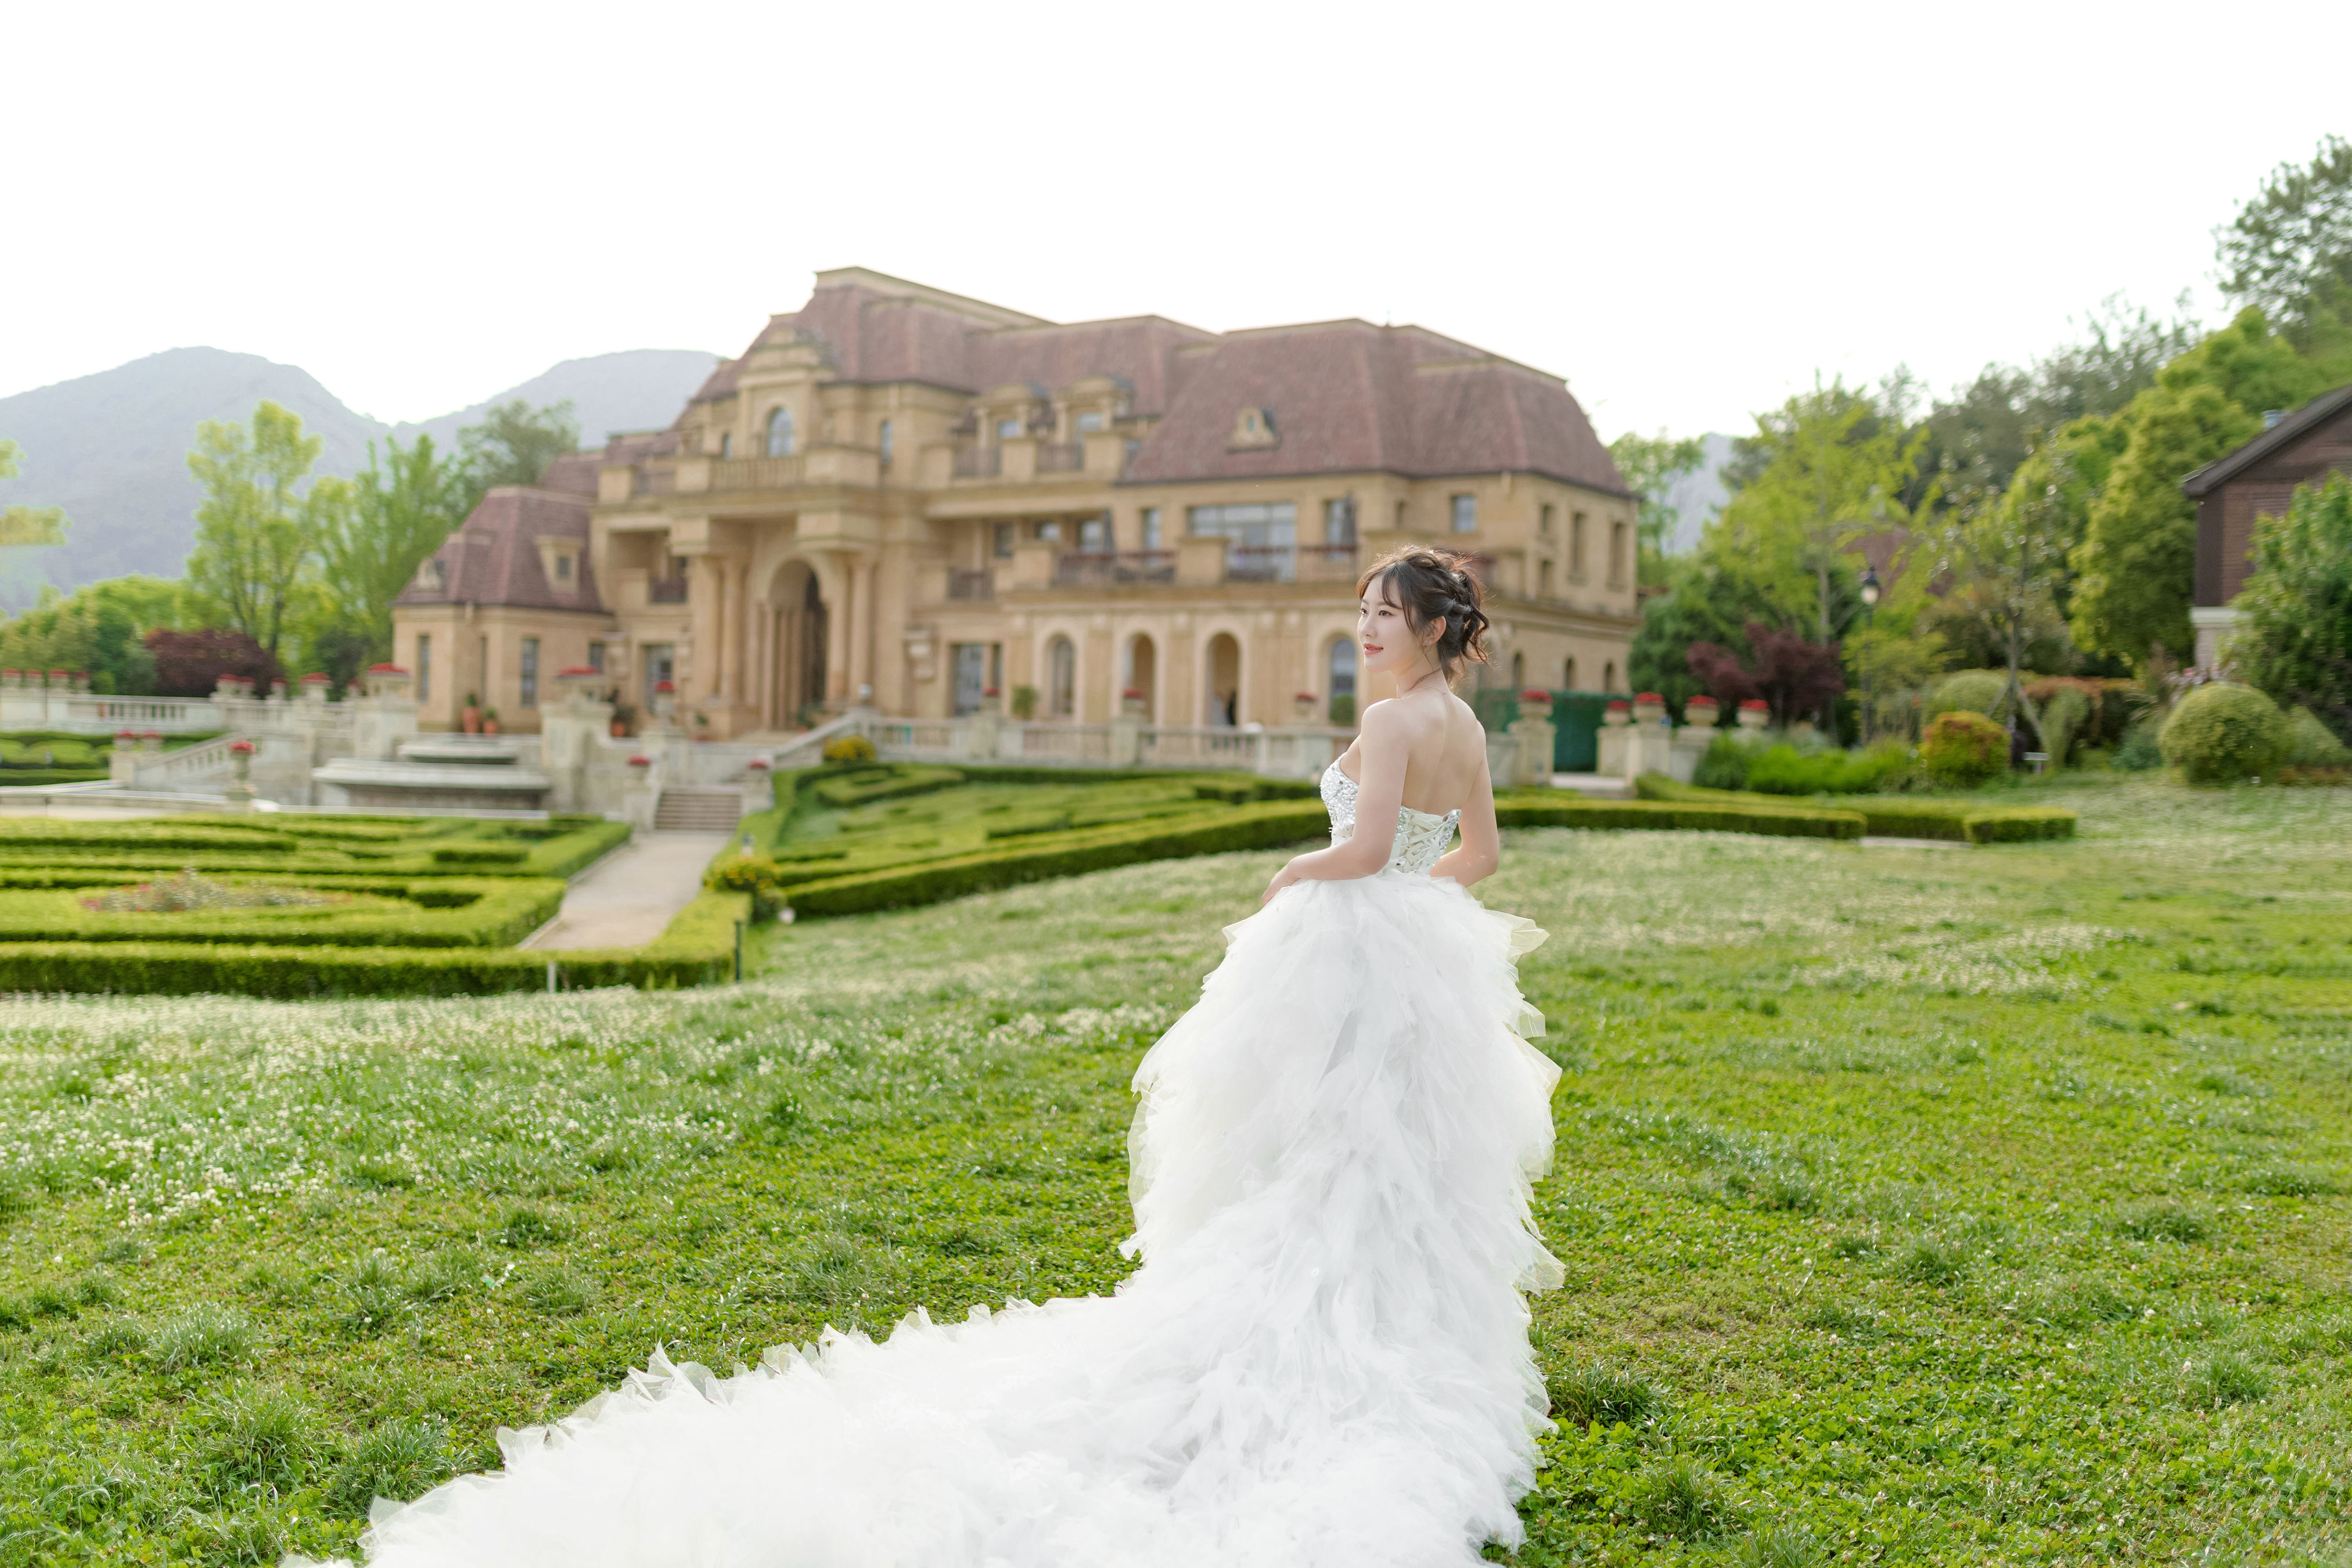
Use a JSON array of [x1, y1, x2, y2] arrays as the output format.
[[333, 545, 1562, 1568]]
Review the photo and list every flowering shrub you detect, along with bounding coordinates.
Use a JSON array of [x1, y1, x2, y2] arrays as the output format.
[[81, 870, 343, 914], [822, 734, 879, 765], [1920, 711, 2009, 788], [705, 853, 786, 919]]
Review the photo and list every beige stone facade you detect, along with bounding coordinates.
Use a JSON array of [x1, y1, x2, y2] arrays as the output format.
[[396, 269, 1640, 739]]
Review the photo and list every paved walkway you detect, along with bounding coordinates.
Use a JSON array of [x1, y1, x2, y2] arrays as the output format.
[[524, 830, 733, 950]]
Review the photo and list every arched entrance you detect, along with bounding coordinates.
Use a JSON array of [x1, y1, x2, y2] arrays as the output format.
[[768, 559, 830, 728], [1204, 632, 1241, 727], [1125, 634, 1156, 720]]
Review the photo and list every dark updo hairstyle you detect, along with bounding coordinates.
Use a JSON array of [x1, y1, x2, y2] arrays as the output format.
[[1356, 545, 1492, 681]]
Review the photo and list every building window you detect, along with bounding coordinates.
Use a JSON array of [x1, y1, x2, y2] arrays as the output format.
[[1141, 507, 1162, 549], [1539, 559, 1554, 598], [1540, 504, 1555, 537], [1076, 411, 1105, 435], [416, 634, 431, 702], [1603, 661, 1617, 692], [765, 406, 796, 457], [520, 637, 540, 708], [1394, 499, 1407, 530], [1570, 512, 1588, 578], [1564, 657, 1577, 690], [1078, 515, 1109, 552], [553, 552, 573, 583], [1450, 494, 1477, 533], [1324, 497, 1357, 546], [1188, 502, 1296, 581], [1327, 638, 1357, 725], [587, 641, 606, 674], [952, 643, 988, 715], [1510, 650, 1525, 690], [996, 417, 1023, 442], [1037, 520, 1062, 544], [993, 522, 1015, 558], [1048, 635, 1076, 718], [643, 643, 674, 707], [877, 419, 894, 465], [718, 432, 731, 459], [1609, 520, 1628, 587]]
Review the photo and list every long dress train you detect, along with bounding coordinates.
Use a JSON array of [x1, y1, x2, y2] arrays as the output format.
[[336, 760, 1560, 1568]]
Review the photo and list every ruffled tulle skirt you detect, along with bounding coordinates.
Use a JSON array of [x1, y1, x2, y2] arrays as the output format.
[[339, 871, 1558, 1568]]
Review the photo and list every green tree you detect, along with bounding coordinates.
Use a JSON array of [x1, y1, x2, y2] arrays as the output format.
[[0, 437, 69, 547], [1933, 470, 2078, 745], [2069, 308, 2326, 666], [182, 401, 338, 661], [1711, 377, 1927, 644], [1627, 552, 1786, 712], [1607, 430, 1706, 587], [456, 399, 580, 516], [2217, 135, 2352, 375], [315, 433, 467, 663], [2233, 472, 2352, 743]]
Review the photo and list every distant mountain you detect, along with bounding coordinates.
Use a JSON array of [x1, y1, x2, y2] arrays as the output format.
[[0, 347, 718, 610], [1660, 431, 1737, 554], [385, 350, 723, 456]]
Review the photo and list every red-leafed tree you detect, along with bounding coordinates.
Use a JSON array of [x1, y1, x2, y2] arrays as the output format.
[[1685, 621, 1845, 728], [143, 628, 282, 697]]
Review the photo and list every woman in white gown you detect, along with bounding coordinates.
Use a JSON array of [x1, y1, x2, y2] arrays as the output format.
[[334, 545, 1562, 1568]]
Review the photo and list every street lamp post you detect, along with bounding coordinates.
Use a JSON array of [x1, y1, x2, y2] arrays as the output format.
[[1858, 566, 1882, 743]]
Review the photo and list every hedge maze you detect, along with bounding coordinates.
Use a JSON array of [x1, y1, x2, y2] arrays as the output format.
[[0, 814, 747, 998]]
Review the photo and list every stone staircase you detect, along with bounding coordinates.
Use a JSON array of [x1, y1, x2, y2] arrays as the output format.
[[653, 787, 744, 832]]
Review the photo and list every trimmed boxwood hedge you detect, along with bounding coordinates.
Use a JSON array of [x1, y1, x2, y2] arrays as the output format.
[[0, 814, 630, 881], [1493, 795, 1865, 838], [0, 877, 562, 947], [785, 801, 1332, 915], [0, 889, 749, 998], [1632, 774, 2075, 843]]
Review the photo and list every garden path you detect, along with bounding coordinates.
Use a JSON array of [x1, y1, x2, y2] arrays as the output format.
[[522, 829, 731, 949]]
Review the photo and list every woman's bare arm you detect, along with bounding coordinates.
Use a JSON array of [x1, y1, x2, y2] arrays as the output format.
[[1430, 750, 1498, 887], [1260, 702, 1414, 902]]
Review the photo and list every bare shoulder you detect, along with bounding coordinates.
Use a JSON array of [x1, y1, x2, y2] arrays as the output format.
[[1356, 696, 1425, 739]]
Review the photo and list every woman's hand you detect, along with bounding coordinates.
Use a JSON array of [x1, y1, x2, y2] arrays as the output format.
[[1261, 857, 1307, 906]]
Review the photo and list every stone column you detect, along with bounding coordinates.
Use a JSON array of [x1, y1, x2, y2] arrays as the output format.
[[702, 556, 731, 702], [824, 555, 855, 705], [850, 556, 876, 703]]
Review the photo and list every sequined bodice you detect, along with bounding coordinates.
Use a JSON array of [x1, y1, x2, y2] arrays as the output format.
[[1320, 760, 1460, 876]]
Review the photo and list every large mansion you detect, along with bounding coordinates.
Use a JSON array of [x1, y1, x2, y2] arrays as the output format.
[[391, 268, 1641, 737]]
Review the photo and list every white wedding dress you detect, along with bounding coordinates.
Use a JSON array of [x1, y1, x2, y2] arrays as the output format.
[[337, 761, 1560, 1568]]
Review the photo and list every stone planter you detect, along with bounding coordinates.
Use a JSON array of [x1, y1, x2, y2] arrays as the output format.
[[1684, 696, 1722, 728], [1737, 700, 1770, 731]]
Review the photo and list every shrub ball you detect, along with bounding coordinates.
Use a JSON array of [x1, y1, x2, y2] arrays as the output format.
[[821, 734, 879, 765], [1920, 711, 2009, 788], [1926, 670, 2008, 721], [2159, 684, 2289, 785]]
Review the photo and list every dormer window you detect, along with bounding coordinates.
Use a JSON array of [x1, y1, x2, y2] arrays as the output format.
[[419, 558, 446, 592], [1228, 406, 1278, 451], [996, 418, 1024, 442], [554, 553, 574, 584], [765, 406, 796, 457]]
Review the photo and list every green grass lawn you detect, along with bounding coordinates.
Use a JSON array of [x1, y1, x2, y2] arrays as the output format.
[[1, 777, 2348, 1565]]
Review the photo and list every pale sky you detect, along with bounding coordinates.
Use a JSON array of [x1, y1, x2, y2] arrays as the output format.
[[8, 1, 2347, 441]]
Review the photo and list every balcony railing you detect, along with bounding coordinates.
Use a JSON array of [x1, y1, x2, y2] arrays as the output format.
[[1053, 550, 1176, 587], [1218, 542, 1362, 584], [1035, 441, 1084, 473], [947, 569, 994, 601], [710, 455, 804, 491], [634, 466, 675, 496], [952, 447, 1001, 479], [648, 577, 689, 604]]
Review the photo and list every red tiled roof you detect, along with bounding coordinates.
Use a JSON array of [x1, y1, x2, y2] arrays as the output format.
[[394, 487, 606, 613], [1124, 321, 1627, 494], [668, 272, 1624, 493]]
